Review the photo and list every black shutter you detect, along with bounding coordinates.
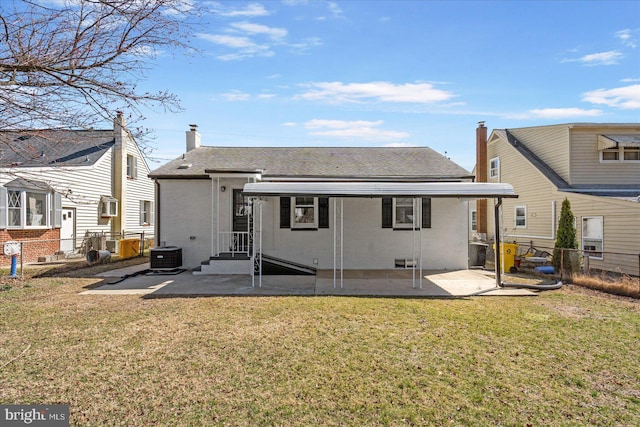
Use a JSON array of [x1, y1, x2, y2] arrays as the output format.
[[422, 197, 431, 229], [382, 197, 392, 228], [319, 197, 329, 228], [280, 197, 290, 228]]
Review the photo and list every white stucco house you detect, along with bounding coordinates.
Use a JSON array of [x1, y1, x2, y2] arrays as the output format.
[[0, 113, 155, 264], [149, 125, 516, 285]]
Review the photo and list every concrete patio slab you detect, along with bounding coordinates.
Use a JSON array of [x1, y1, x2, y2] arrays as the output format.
[[82, 265, 538, 297]]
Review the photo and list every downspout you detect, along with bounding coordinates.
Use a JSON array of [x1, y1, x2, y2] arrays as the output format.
[[494, 197, 502, 288], [154, 180, 160, 247]]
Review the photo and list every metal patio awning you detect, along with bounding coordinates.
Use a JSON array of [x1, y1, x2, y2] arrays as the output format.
[[598, 134, 640, 150], [242, 181, 517, 198]]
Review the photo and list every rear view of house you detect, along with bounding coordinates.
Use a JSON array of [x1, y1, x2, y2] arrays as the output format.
[[150, 125, 515, 285], [474, 122, 640, 276], [0, 113, 155, 264]]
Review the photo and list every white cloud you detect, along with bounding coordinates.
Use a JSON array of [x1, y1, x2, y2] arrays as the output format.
[[288, 37, 323, 54], [229, 22, 287, 41], [282, 122, 297, 127], [200, 10, 321, 60], [582, 84, 640, 109], [257, 93, 275, 99], [196, 33, 273, 60], [220, 91, 251, 101], [563, 50, 623, 66], [525, 108, 603, 119], [327, 2, 345, 19], [303, 119, 409, 141], [616, 29, 637, 48], [210, 2, 269, 17], [296, 81, 455, 104]]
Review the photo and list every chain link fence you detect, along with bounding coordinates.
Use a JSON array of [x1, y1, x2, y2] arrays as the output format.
[[1, 231, 154, 277], [481, 242, 639, 297]]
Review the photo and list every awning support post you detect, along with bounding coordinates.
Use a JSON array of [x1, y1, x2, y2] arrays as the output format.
[[494, 197, 503, 288], [333, 197, 344, 288]]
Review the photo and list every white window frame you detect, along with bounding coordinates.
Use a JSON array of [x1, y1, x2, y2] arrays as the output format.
[[600, 147, 640, 163], [514, 206, 527, 228], [489, 157, 500, 179], [393, 197, 417, 229], [100, 197, 118, 218], [140, 200, 153, 226], [126, 154, 137, 179], [470, 210, 477, 231], [6, 189, 51, 229], [291, 196, 318, 229], [582, 216, 604, 260]]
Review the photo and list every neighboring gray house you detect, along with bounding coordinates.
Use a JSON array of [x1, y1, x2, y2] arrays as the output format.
[[474, 122, 640, 276], [0, 113, 155, 263], [149, 125, 515, 283]]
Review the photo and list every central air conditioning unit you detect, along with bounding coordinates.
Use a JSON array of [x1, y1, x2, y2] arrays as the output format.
[[150, 246, 182, 269]]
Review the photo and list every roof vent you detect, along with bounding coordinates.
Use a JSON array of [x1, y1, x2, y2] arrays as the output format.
[[177, 163, 192, 170]]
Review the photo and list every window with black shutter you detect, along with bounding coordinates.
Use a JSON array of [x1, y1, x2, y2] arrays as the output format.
[[279, 197, 290, 228]]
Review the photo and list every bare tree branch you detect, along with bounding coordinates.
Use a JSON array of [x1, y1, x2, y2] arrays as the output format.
[[0, 0, 202, 140]]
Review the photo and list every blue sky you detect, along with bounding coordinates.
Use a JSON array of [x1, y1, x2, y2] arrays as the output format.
[[139, 0, 640, 171]]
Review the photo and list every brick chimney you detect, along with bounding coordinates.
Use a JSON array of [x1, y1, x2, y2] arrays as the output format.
[[476, 121, 488, 237], [186, 124, 201, 152]]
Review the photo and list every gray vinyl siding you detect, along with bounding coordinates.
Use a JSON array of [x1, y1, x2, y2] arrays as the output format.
[[508, 125, 571, 182], [123, 143, 155, 235], [569, 126, 640, 185]]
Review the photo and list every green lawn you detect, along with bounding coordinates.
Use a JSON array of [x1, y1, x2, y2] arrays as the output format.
[[1, 277, 638, 426]]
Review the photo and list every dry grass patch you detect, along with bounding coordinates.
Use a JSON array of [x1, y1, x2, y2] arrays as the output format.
[[571, 272, 640, 299], [1, 280, 639, 426]]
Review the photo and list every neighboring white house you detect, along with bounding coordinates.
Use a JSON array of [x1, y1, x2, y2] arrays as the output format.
[[474, 122, 640, 276], [0, 113, 155, 263], [149, 125, 516, 279]]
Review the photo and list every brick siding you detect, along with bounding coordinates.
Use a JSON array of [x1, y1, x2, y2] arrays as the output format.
[[0, 228, 60, 266]]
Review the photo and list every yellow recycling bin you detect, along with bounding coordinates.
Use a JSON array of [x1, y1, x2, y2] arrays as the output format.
[[119, 238, 140, 259], [492, 242, 519, 273]]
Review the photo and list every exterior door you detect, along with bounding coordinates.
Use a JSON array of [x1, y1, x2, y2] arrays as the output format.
[[232, 189, 249, 232], [232, 189, 249, 251], [60, 208, 75, 252]]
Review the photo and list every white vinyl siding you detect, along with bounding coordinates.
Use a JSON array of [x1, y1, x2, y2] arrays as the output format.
[[126, 154, 137, 179], [124, 145, 155, 234], [140, 200, 154, 226]]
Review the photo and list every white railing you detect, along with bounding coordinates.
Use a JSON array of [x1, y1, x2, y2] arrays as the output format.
[[218, 231, 251, 256]]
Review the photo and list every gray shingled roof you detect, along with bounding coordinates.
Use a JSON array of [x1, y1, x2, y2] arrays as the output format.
[[150, 146, 472, 180], [0, 130, 115, 167]]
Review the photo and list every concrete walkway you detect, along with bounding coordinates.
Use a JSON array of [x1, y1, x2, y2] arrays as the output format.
[[81, 264, 536, 297]]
